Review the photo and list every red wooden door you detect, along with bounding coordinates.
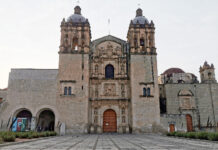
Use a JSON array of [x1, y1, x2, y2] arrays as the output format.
[[169, 124, 175, 132], [186, 114, 193, 132], [103, 109, 117, 132]]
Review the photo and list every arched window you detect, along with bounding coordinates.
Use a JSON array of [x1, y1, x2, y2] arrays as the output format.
[[105, 64, 114, 79], [134, 38, 137, 47], [147, 88, 151, 96], [140, 38, 145, 46], [64, 87, 68, 95], [143, 88, 147, 96], [72, 38, 78, 51], [68, 87, 72, 95], [208, 72, 212, 79]]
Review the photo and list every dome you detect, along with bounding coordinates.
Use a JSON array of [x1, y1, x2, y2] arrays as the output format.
[[162, 68, 185, 75], [67, 6, 87, 23], [132, 8, 149, 24]]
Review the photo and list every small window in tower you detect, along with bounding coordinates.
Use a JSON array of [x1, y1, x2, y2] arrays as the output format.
[[75, 45, 78, 51], [147, 88, 151, 96], [64, 87, 68, 95], [68, 87, 72, 95], [82, 34, 85, 39], [140, 38, 145, 46], [65, 34, 68, 38], [72, 38, 78, 51], [134, 38, 137, 47], [208, 72, 212, 79], [143, 88, 147, 96]]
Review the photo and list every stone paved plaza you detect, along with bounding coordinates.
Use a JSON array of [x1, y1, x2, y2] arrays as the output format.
[[0, 134, 218, 150]]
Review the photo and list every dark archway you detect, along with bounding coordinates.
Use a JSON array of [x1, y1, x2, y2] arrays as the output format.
[[15, 109, 32, 131], [38, 110, 55, 131], [105, 64, 114, 79], [103, 109, 117, 133]]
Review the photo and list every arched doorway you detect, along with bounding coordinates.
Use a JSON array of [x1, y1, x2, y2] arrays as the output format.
[[186, 114, 193, 132], [103, 109, 117, 133], [37, 110, 55, 131], [13, 109, 32, 131]]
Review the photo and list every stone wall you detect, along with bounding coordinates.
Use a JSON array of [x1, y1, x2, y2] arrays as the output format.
[[57, 54, 89, 134], [163, 83, 218, 131], [0, 69, 58, 131], [130, 55, 160, 133]]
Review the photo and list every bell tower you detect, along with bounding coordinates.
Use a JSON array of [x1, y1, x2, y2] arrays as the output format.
[[59, 6, 91, 53], [127, 8, 160, 133], [200, 61, 217, 83], [57, 5, 91, 133], [127, 8, 156, 54]]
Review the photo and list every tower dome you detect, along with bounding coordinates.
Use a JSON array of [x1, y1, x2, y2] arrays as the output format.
[[67, 6, 87, 23], [132, 8, 149, 24]]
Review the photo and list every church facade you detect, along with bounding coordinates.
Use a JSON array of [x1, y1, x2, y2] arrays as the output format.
[[0, 6, 217, 134]]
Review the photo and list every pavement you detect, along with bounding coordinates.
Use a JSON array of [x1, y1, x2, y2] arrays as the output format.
[[0, 134, 218, 150]]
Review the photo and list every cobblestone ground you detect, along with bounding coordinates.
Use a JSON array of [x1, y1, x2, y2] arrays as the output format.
[[0, 134, 218, 150]]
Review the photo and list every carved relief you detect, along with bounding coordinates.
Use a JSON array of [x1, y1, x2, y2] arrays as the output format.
[[94, 42, 122, 58], [104, 83, 116, 96]]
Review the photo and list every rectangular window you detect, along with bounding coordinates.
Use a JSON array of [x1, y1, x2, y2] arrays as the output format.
[[64, 87, 68, 95], [68, 87, 72, 95]]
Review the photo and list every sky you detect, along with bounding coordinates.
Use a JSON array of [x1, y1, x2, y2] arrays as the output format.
[[0, 0, 218, 88]]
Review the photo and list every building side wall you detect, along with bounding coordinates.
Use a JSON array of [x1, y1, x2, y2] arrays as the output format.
[[130, 55, 160, 133], [57, 54, 89, 134], [0, 69, 58, 131], [165, 83, 218, 131]]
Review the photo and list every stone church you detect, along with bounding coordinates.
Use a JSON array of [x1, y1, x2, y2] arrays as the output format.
[[0, 6, 217, 134]]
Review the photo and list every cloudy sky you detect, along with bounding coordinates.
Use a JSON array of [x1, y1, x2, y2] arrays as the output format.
[[0, 0, 218, 88]]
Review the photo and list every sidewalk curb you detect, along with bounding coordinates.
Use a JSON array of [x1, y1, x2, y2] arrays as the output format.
[[0, 136, 57, 148]]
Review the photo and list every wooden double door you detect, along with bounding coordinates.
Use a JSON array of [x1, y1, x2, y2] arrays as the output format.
[[103, 109, 117, 133]]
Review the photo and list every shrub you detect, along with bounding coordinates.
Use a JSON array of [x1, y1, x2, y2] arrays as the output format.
[[186, 132, 196, 139], [208, 133, 218, 141], [175, 132, 185, 137], [167, 132, 177, 136], [2, 133, 15, 142], [19, 132, 29, 138], [195, 132, 208, 140], [32, 132, 39, 138], [39, 132, 47, 137]]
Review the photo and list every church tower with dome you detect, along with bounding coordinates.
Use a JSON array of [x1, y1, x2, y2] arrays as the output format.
[[127, 8, 160, 132], [57, 5, 91, 133]]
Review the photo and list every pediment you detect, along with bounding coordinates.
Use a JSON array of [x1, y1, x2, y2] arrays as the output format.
[[91, 35, 127, 58], [178, 89, 193, 96]]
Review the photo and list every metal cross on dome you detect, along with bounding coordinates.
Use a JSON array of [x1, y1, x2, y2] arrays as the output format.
[[138, 3, 141, 8]]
